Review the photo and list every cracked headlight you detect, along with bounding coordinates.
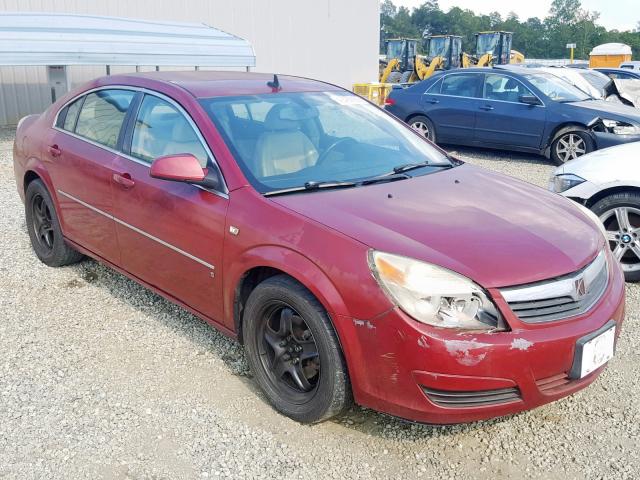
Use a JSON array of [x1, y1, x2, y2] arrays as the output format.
[[602, 119, 640, 135], [551, 173, 586, 193], [368, 251, 503, 330]]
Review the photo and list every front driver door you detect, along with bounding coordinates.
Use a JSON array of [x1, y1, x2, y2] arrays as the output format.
[[110, 93, 228, 322], [474, 73, 546, 149]]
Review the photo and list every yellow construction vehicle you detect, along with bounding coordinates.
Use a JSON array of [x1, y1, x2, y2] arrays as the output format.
[[462, 31, 525, 68], [379, 38, 419, 83]]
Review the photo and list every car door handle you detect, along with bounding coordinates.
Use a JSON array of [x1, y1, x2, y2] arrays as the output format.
[[425, 98, 439, 104], [47, 144, 62, 157], [112, 173, 135, 189], [479, 105, 494, 111]]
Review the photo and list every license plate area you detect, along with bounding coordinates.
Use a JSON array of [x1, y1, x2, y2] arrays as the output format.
[[569, 320, 616, 379]]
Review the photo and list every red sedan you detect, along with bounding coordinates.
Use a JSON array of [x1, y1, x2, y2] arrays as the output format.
[[13, 71, 625, 424]]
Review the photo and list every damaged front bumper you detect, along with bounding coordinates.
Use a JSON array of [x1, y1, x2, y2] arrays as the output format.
[[340, 253, 626, 425]]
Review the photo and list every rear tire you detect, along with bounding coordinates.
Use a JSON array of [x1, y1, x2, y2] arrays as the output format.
[[25, 180, 83, 267], [387, 71, 402, 83], [590, 192, 640, 282], [408, 115, 436, 142], [243, 275, 352, 423], [550, 129, 594, 165]]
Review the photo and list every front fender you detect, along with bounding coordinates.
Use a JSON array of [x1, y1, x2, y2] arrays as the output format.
[[223, 245, 351, 332]]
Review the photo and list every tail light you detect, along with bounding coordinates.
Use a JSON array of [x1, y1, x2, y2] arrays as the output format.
[[384, 97, 396, 106]]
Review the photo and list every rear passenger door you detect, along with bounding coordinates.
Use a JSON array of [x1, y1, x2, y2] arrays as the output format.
[[47, 88, 136, 264], [474, 73, 546, 149], [110, 93, 228, 322], [421, 73, 482, 144]]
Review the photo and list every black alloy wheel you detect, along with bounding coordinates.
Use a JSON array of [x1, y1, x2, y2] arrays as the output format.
[[258, 303, 321, 399], [31, 193, 55, 251], [243, 275, 352, 423], [25, 179, 83, 267]]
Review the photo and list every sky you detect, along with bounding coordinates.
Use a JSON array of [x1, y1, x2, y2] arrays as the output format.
[[391, 0, 640, 31]]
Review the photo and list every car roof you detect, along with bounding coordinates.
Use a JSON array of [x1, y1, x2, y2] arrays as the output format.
[[94, 71, 343, 98]]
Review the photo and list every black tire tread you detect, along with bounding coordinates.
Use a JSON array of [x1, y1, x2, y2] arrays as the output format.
[[25, 179, 84, 267], [243, 274, 352, 423]]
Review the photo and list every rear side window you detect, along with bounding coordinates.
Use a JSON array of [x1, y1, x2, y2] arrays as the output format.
[[425, 78, 442, 94], [130, 95, 209, 167], [55, 98, 83, 131], [440, 74, 482, 98], [75, 89, 135, 149]]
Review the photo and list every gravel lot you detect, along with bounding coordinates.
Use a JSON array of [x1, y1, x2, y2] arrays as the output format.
[[1, 126, 639, 480]]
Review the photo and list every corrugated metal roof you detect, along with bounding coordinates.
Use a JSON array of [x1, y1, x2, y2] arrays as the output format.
[[0, 12, 255, 67]]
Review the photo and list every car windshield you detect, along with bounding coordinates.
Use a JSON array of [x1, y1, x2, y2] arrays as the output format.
[[199, 91, 451, 194], [579, 70, 611, 91], [524, 72, 591, 102]]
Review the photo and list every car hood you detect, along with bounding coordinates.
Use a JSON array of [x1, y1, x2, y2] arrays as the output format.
[[557, 142, 640, 183], [271, 164, 603, 288], [568, 99, 640, 122]]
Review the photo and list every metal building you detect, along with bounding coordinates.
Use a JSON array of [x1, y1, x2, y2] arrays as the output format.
[[0, 0, 379, 125]]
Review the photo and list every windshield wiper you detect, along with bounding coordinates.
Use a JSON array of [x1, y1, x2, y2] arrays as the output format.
[[360, 173, 410, 186], [264, 180, 357, 197], [366, 160, 453, 182], [392, 161, 431, 174]]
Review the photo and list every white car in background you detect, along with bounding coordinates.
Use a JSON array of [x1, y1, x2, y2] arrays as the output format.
[[550, 142, 640, 281]]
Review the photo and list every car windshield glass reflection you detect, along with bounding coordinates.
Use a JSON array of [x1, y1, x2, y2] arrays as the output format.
[[200, 92, 451, 194], [525, 73, 591, 102]]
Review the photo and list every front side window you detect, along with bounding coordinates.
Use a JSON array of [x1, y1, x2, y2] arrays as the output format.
[[200, 91, 451, 194], [440, 74, 482, 98], [484, 74, 534, 103], [131, 95, 208, 167], [75, 90, 135, 148], [524, 73, 590, 102]]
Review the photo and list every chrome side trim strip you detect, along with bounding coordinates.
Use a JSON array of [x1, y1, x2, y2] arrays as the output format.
[[57, 189, 215, 270]]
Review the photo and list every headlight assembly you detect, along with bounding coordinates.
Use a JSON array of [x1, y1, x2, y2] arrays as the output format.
[[368, 251, 504, 331], [601, 119, 640, 135], [551, 173, 586, 193]]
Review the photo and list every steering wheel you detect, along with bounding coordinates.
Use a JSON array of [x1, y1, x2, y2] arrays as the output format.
[[548, 91, 558, 100], [316, 137, 357, 165]]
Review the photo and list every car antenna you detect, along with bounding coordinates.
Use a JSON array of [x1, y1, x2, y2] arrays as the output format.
[[267, 74, 281, 92]]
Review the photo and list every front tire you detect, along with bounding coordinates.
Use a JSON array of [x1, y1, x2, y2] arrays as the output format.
[[243, 275, 352, 423], [590, 192, 640, 282], [550, 129, 594, 165], [25, 180, 83, 267]]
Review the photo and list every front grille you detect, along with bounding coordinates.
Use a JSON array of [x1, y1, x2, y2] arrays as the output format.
[[422, 386, 522, 408], [536, 373, 572, 394], [500, 250, 608, 324]]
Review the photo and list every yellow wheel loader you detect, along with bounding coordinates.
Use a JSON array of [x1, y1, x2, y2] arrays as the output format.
[[462, 31, 525, 68], [379, 38, 419, 83]]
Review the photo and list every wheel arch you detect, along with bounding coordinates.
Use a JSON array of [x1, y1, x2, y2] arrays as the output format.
[[227, 246, 350, 345], [545, 122, 592, 150], [585, 185, 640, 208]]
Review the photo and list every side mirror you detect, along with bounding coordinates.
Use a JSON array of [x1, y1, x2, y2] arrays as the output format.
[[150, 154, 222, 190], [519, 94, 542, 106]]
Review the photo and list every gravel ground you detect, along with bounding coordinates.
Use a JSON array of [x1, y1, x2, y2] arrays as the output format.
[[1, 126, 639, 480]]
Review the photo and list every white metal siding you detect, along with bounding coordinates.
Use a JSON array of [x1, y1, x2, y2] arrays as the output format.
[[0, 0, 379, 125]]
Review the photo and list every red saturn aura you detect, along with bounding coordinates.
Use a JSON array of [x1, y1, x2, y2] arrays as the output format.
[[13, 71, 625, 424]]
